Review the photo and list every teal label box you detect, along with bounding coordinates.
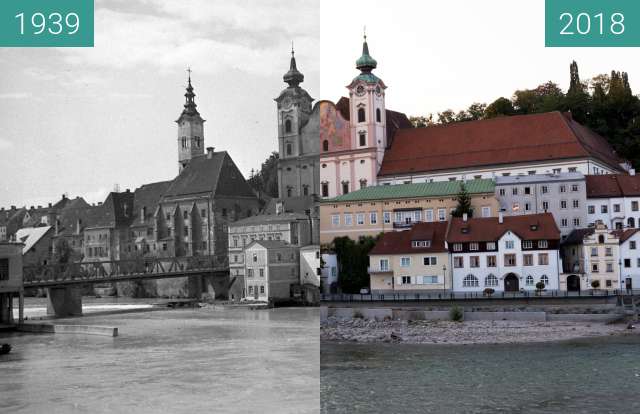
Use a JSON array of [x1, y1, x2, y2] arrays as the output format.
[[0, 0, 94, 47], [546, 0, 640, 47]]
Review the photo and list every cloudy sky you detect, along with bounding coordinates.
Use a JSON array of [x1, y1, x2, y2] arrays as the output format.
[[321, 0, 640, 117], [0, 0, 319, 207]]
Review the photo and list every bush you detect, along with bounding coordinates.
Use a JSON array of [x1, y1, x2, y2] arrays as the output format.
[[591, 280, 601, 289], [353, 310, 364, 319], [535, 281, 545, 291], [483, 288, 495, 297], [449, 306, 463, 322]]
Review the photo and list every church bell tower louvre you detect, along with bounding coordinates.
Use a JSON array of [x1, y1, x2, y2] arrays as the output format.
[[176, 68, 206, 172]]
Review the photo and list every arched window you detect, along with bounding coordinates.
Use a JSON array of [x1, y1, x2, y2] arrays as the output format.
[[322, 140, 329, 152], [359, 133, 366, 147], [357, 107, 366, 123], [629, 217, 636, 228], [376, 108, 381, 123], [540, 275, 549, 287], [526, 275, 534, 286], [463, 274, 479, 287], [285, 119, 292, 133], [286, 143, 292, 156], [485, 274, 498, 287]]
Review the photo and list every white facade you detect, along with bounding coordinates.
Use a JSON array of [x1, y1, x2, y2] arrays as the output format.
[[321, 253, 339, 294], [619, 232, 640, 290], [300, 245, 320, 287], [586, 196, 640, 229], [451, 232, 561, 292]]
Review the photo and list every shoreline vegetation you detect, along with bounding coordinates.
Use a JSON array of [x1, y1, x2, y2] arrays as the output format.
[[321, 317, 639, 345]]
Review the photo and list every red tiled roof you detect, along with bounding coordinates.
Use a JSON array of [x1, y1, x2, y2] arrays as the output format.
[[369, 221, 448, 255], [586, 174, 640, 198], [447, 213, 560, 243], [612, 228, 640, 244], [379, 111, 624, 177]]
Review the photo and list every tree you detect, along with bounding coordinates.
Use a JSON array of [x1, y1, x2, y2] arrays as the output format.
[[452, 182, 473, 218], [591, 280, 600, 289], [409, 114, 435, 128], [247, 151, 279, 199], [485, 97, 515, 119], [331, 235, 380, 294]]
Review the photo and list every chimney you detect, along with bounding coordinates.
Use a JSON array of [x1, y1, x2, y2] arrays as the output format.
[[630, 169, 636, 176], [37, 205, 42, 209], [76, 218, 81, 234], [206, 147, 214, 159], [10, 205, 15, 210], [126, 189, 130, 193], [62, 194, 67, 200], [498, 212, 504, 224], [30, 205, 34, 210], [462, 213, 468, 222], [48, 203, 52, 208]]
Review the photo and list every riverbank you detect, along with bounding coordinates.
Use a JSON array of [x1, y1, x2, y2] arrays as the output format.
[[321, 317, 638, 344]]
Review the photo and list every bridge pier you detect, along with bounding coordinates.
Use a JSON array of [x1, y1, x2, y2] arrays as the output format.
[[46, 286, 83, 317]]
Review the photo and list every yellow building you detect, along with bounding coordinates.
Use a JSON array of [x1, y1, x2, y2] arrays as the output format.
[[320, 179, 498, 244], [368, 222, 450, 293]]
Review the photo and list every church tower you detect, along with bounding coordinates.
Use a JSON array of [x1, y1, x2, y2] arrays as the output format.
[[176, 70, 205, 172], [275, 47, 314, 199], [347, 35, 387, 172]]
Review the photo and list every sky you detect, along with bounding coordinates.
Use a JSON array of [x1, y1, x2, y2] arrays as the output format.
[[0, 0, 319, 208], [320, 0, 640, 118]]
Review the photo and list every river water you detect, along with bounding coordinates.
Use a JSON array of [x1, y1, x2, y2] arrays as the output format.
[[0, 304, 319, 414], [321, 336, 640, 414]]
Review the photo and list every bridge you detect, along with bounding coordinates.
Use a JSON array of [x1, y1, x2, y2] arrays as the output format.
[[23, 255, 229, 317]]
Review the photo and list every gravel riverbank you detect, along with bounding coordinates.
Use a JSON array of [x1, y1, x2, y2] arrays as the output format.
[[321, 317, 637, 344]]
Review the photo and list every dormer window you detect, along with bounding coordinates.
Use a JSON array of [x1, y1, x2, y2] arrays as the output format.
[[285, 119, 292, 133], [453, 243, 463, 252], [412, 240, 431, 248], [357, 107, 366, 123], [530, 224, 538, 231], [538, 240, 549, 248], [461, 227, 469, 234], [523, 240, 533, 249], [469, 242, 479, 251]]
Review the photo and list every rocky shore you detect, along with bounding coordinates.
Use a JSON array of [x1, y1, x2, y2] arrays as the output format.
[[321, 317, 636, 345]]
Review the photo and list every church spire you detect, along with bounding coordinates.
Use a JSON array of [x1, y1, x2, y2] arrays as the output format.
[[283, 44, 304, 87], [182, 68, 199, 116], [355, 32, 377, 73]]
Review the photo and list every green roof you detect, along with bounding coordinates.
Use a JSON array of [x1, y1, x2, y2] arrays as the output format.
[[323, 179, 495, 203]]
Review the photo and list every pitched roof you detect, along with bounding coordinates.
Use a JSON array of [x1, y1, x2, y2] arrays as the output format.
[[586, 174, 640, 198], [335, 97, 412, 145], [230, 212, 309, 227], [15, 226, 52, 253], [613, 228, 640, 244], [86, 191, 135, 229], [379, 111, 625, 177], [131, 181, 172, 226], [56, 204, 103, 235], [447, 213, 560, 243], [370, 222, 449, 255], [562, 228, 595, 245], [162, 151, 256, 199], [324, 179, 495, 203], [247, 240, 294, 249]]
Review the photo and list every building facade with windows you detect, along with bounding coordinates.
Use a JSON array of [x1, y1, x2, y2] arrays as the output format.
[[368, 222, 450, 293], [618, 229, 640, 291], [0, 240, 24, 325], [243, 240, 300, 302], [586, 173, 640, 229], [495, 173, 586, 238], [320, 179, 498, 244], [447, 213, 561, 292]]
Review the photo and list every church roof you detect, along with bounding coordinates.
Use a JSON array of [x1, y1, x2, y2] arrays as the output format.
[[379, 111, 625, 177], [131, 180, 172, 227], [162, 151, 256, 199]]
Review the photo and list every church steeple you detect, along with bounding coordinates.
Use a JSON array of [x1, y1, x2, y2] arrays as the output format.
[[182, 68, 200, 116], [355, 33, 377, 73], [283, 44, 304, 88], [176, 68, 205, 172]]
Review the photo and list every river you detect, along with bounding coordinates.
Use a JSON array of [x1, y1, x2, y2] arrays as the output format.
[[321, 336, 640, 413], [0, 302, 319, 414]]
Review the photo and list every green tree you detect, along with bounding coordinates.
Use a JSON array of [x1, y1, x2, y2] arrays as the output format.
[[248, 151, 279, 199], [485, 97, 515, 118], [332, 235, 379, 294], [452, 182, 473, 218], [409, 114, 435, 128]]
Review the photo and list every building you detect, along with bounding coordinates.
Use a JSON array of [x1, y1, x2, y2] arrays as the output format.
[[378, 111, 627, 185], [562, 222, 622, 291], [276, 50, 320, 200], [0, 241, 24, 325], [618, 228, 640, 290], [15, 226, 54, 267], [127, 180, 172, 257], [299, 245, 320, 287], [228, 208, 314, 299], [368, 222, 450, 293], [447, 213, 561, 292], [319, 37, 412, 199], [495, 172, 586, 238], [83, 191, 135, 263], [243, 240, 299, 302], [320, 252, 339, 294], [586, 173, 640, 229], [320, 179, 498, 244]]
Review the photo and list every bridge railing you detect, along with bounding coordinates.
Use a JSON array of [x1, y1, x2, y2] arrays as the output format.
[[23, 255, 229, 286]]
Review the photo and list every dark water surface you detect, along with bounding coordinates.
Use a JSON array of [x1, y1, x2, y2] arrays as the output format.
[[0, 307, 319, 414], [321, 336, 640, 414]]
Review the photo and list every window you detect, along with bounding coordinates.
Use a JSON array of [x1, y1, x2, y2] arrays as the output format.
[[592, 263, 599, 273], [470, 256, 480, 267], [400, 257, 411, 267], [523, 240, 533, 249], [505, 240, 514, 249], [259, 268, 264, 277], [524, 187, 531, 195], [260, 286, 265, 294], [559, 185, 567, 193], [540, 275, 549, 286], [454, 256, 464, 268], [322, 140, 329, 152], [379, 259, 389, 271], [560, 218, 568, 228], [425, 209, 434, 222], [637, 258, 640, 267], [512, 188, 518, 196], [342, 182, 349, 195], [184, 227, 189, 236], [538, 253, 549, 265], [331, 214, 340, 227], [606, 280, 612, 288], [487, 255, 497, 267], [601, 205, 608, 214], [588, 205, 595, 214], [571, 184, 579, 192], [526, 275, 534, 286], [376, 108, 381, 123], [412, 240, 431, 248], [591, 247, 598, 257], [560, 200, 567, 209], [359, 179, 367, 189], [344, 214, 353, 226], [484, 274, 499, 287], [523, 254, 533, 266], [423, 257, 437, 266], [625, 258, 631, 268], [631, 241, 637, 250], [525, 203, 531, 212], [285, 119, 292, 133], [370, 212, 377, 225], [383, 212, 391, 224], [356, 213, 365, 225], [453, 243, 463, 252], [423, 276, 438, 284], [248, 286, 253, 294], [542, 201, 549, 211], [504, 254, 516, 266], [0, 258, 9, 280], [606, 263, 614, 272], [357, 107, 366, 123], [469, 242, 479, 251], [482, 206, 491, 218], [541, 186, 549, 194], [463, 274, 479, 287], [634, 201, 639, 212], [401, 276, 412, 285], [253, 253, 258, 263], [573, 218, 580, 227], [486, 242, 496, 251], [573, 200, 580, 209], [528, 170, 536, 175], [538, 240, 548, 248], [286, 143, 292, 155], [499, 188, 506, 196], [438, 208, 446, 221], [359, 133, 366, 146], [321, 183, 329, 198], [605, 247, 612, 256]]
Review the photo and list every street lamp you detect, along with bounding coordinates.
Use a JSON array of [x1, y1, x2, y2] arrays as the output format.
[[442, 264, 447, 294]]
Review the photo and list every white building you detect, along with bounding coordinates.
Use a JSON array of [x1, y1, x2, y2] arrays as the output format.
[[618, 229, 640, 291], [299, 245, 320, 287], [320, 252, 339, 294], [447, 213, 562, 292], [243, 240, 299, 302], [586, 173, 640, 229]]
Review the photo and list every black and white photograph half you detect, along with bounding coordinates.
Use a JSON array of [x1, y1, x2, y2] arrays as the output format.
[[0, 1, 320, 413]]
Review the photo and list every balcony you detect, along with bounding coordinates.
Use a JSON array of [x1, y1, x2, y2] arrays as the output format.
[[368, 267, 392, 274], [392, 221, 419, 229]]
